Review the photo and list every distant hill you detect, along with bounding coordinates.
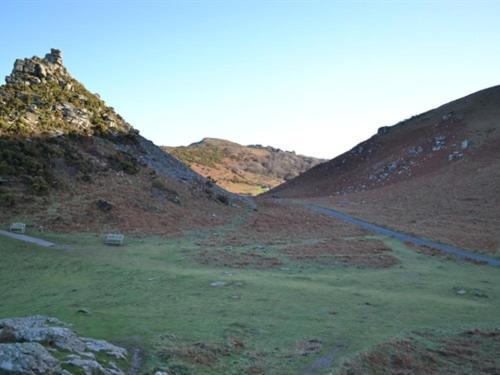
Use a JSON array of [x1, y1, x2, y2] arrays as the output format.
[[164, 138, 325, 195], [268, 85, 500, 255], [0, 49, 248, 232]]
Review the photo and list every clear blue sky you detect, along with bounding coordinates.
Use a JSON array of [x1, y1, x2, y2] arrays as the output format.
[[2, 0, 500, 158]]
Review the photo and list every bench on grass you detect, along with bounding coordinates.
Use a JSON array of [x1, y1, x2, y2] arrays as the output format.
[[9, 222, 26, 234], [103, 233, 125, 246]]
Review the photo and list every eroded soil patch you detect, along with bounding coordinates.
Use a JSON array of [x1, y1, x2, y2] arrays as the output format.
[[338, 329, 500, 375], [199, 200, 367, 248], [284, 238, 399, 268], [195, 249, 281, 269]]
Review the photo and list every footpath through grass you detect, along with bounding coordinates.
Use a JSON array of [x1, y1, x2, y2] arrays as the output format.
[[1, 226, 499, 374]]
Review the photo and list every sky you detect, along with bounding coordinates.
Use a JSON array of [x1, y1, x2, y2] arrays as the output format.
[[1, 0, 500, 159]]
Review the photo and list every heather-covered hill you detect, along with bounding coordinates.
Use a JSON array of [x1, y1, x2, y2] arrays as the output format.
[[0, 49, 248, 233], [269, 85, 500, 254], [164, 137, 324, 195]]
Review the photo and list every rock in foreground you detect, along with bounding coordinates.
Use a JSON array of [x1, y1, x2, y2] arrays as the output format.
[[0, 315, 127, 374]]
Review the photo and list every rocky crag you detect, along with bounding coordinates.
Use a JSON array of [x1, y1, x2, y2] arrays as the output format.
[[0, 49, 250, 233]]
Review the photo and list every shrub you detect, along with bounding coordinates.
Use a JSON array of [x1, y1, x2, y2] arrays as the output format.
[[0, 190, 15, 207], [27, 175, 49, 195], [216, 193, 229, 205], [107, 151, 139, 174], [151, 177, 181, 204]]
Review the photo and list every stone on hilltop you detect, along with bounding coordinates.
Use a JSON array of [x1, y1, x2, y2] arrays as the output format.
[[44, 48, 63, 65], [5, 48, 66, 86]]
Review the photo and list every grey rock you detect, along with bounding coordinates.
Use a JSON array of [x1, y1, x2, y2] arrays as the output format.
[[11, 326, 87, 353], [13, 59, 25, 73], [387, 162, 397, 172], [34, 63, 47, 78], [441, 111, 463, 123], [432, 135, 446, 151], [210, 281, 227, 287], [448, 151, 464, 161], [377, 126, 390, 135], [5, 49, 69, 87], [0, 342, 60, 374], [408, 145, 423, 156], [65, 355, 125, 375], [64, 357, 106, 375], [44, 48, 63, 65], [0, 315, 64, 331], [0, 316, 127, 374], [82, 338, 127, 359]]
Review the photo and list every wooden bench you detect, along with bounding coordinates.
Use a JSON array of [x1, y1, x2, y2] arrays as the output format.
[[103, 233, 125, 246], [9, 223, 26, 234]]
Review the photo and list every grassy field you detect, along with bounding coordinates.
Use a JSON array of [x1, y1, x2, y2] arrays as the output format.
[[1, 209, 499, 374]]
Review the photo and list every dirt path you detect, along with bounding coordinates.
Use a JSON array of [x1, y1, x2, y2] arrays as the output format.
[[305, 204, 500, 266], [0, 230, 56, 248]]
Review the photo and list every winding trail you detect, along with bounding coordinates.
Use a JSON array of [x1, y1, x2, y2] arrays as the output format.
[[305, 204, 500, 267], [0, 230, 56, 248]]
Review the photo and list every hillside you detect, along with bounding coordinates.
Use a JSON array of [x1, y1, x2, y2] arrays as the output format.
[[164, 138, 324, 195], [0, 49, 247, 233], [268, 85, 500, 255]]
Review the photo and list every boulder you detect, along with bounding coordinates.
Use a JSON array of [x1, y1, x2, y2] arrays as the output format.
[[82, 338, 127, 359], [0, 316, 127, 374], [448, 151, 464, 161], [97, 199, 113, 212], [0, 342, 60, 374], [44, 49, 63, 65], [377, 126, 390, 136]]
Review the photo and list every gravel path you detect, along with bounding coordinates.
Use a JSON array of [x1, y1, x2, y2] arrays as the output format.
[[0, 230, 56, 248], [306, 204, 500, 267]]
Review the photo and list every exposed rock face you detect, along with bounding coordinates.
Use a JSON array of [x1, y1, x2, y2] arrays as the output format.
[[1, 48, 132, 137], [0, 316, 127, 374], [45, 48, 63, 65], [6, 49, 66, 86]]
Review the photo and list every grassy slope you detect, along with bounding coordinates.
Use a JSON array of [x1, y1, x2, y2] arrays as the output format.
[[1, 209, 499, 374], [165, 139, 324, 196], [269, 86, 500, 255]]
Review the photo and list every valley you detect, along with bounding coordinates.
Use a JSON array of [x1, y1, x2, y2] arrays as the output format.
[[1, 48, 499, 374], [165, 138, 324, 195]]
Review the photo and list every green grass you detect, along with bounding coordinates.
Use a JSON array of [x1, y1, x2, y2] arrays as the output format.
[[169, 144, 224, 168], [1, 228, 499, 374]]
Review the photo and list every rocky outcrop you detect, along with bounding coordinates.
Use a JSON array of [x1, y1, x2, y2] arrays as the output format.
[[6, 49, 66, 86], [0, 316, 127, 374], [1, 48, 133, 137], [0, 342, 60, 374]]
